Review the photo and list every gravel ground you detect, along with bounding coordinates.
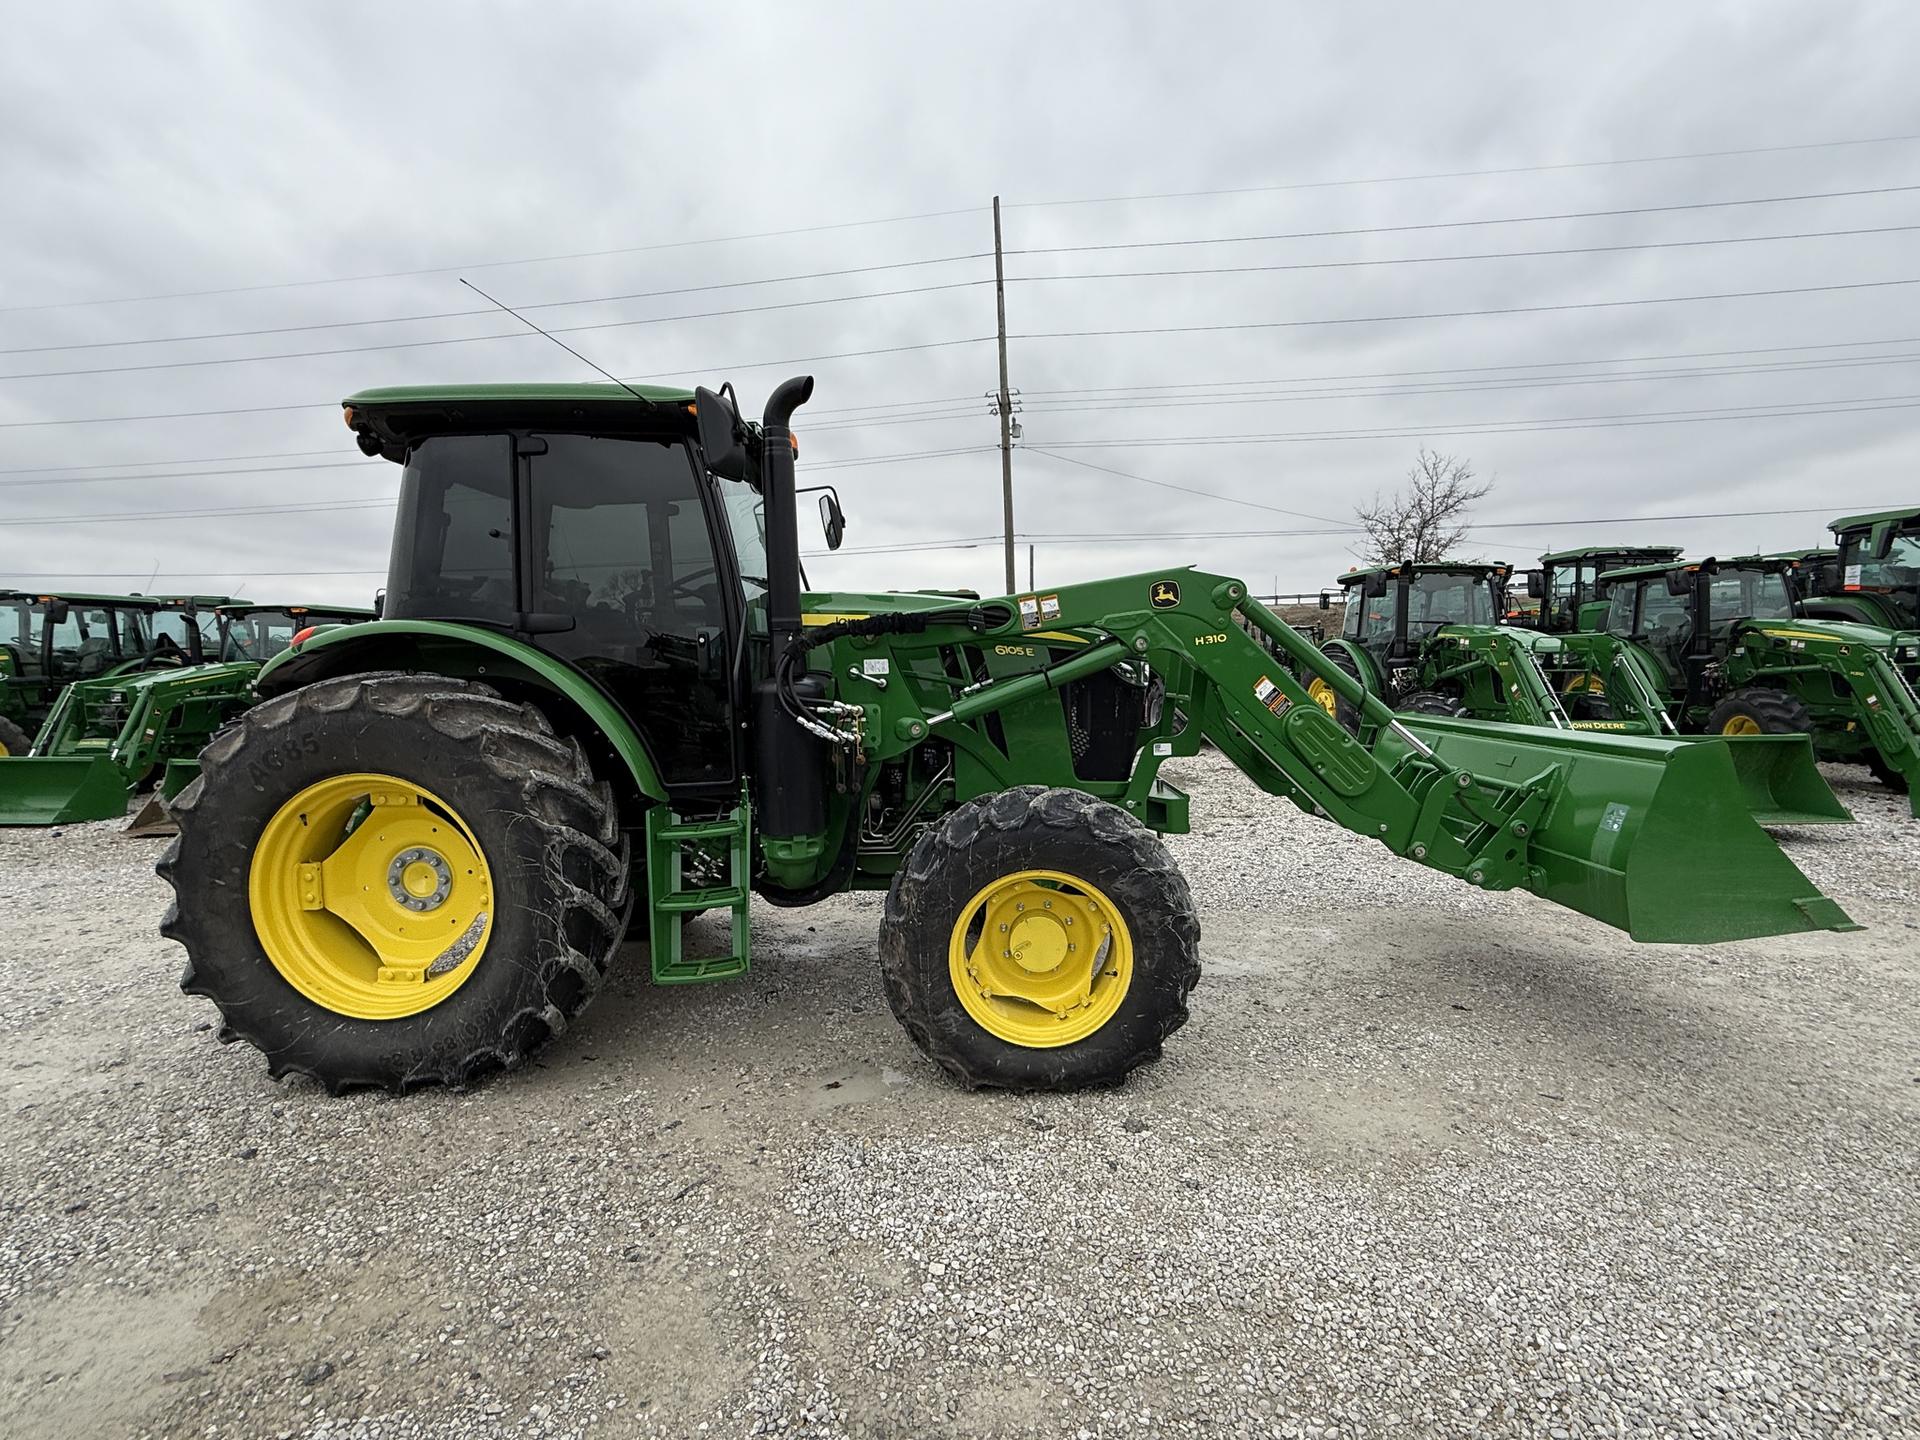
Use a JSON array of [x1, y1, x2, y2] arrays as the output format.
[[1, 755, 1915, 1439]]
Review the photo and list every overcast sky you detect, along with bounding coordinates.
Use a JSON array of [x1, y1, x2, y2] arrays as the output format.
[[4, 1, 1918, 608]]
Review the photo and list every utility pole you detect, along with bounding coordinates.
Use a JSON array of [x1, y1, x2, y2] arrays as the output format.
[[993, 195, 1017, 594], [1028, 543, 1035, 590]]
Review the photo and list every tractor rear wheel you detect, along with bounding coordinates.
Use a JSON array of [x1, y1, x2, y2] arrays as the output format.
[[0, 716, 30, 757], [879, 785, 1200, 1091], [1396, 689, 1468, 718], [158, 672, 631, 1093], [1705, 686, 1813, 738]]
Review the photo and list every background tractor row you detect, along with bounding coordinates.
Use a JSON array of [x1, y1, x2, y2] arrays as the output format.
[[153, 375, 1853, 1098], [0, 601, 372, 826]]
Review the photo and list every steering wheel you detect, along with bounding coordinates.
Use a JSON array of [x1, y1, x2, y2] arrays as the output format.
[[669, 565, 720, 599]]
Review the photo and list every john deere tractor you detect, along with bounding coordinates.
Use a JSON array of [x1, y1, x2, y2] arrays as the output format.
[[1795, 507, 1920, 631], [0, 601, 371, 826], [1593, 554, 1919, 812], [1305, 561, 1844, 826], [0, 590, 190, 755], [1518, 546, 1683, 634], [155, 379, 1858, 1095]]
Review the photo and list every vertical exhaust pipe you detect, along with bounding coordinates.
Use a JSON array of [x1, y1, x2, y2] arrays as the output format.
[[760, 375, 815, 672]]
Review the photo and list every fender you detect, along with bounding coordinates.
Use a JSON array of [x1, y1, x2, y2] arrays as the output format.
[[257, 620, 668, 803], [1319, 636, 1386, 695]]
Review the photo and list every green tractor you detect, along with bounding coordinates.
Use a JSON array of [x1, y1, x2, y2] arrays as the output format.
[[1592, 554, 1919, 813], [1519, 545, 1684, 634], [156, 379, 1858, 1095], [0, 601, 373, 826], [0, 590, 207, 755], [1306, 561, 1845, 826], [1795, 506, 1920, 631]]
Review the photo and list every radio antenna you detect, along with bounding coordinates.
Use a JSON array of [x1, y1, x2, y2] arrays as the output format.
[[458, 277, 655, 405]]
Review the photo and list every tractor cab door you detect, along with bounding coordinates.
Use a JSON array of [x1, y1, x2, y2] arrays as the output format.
[[521, 433, 739, 792], [1628, 580, 1694, 690]]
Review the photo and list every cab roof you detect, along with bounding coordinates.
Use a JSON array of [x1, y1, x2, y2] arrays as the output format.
[[1537, 544, 1682, 566], [343, 382, 700, 452], [0, 590, 160, 607], [1335, 560, 1511, 587], [1829, 505, 1920, 532], [217, 602, 376, 619], [1599, 554, 1793, 583]]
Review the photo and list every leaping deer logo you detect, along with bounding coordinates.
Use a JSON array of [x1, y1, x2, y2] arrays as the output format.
[[1150, 580, 1181, 608]]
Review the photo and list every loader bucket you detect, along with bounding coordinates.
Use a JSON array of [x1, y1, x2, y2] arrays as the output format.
[[0, 755, 130, 826], [121, 759, 202, 838], [1691, 734, 1853, 827], [1389, 718, 1858, 943]]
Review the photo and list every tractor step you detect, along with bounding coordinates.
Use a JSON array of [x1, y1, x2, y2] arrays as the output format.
[[644, 796, 752, 984]]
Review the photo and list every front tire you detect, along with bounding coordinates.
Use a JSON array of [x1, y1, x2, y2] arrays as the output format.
[[0, 715, 30, 756], [1396, 688, 1468, 718], [879, 786, 1200, 1091], [158, 672, 631, 1092], [1306, 647, 1368, 733]]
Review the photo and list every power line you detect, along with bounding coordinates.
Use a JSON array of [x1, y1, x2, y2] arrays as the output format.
[[0, 459, 379, 491], [1014, 276, 1920, 343], [0, 206, 989, 315], [1005, 134, 1920, 210], [1012, 223, 1920, 285], [0, 280, 995, 382], [0, 252, 994, 357], [1037, 393, 1920, 448], [0, 498, 395, 528], [1008, 183, 1920, 258], [1025, 449, 1347, 525]]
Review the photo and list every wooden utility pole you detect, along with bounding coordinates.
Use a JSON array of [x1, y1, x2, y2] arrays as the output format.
[[993, 195, 1016, 593]]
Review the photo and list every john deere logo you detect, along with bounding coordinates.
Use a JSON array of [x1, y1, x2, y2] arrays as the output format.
[[1150, 580, 1181, 609]]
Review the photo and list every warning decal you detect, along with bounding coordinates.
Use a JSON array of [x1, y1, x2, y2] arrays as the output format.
[[1254, 674, 1292, 716], [1017, 595, 1042, 629]]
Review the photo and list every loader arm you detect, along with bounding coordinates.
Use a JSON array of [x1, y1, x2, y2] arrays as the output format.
[[824, 570, 1854, 943]]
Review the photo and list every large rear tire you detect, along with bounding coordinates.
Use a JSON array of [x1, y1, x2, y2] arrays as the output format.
[[1705, 686, 1813, 737], [158, 672, 631, 1093], [0, 715, 31, 757], [1867, 752, 1911, 795], [1396, 688, 1468, 719], [879, 785, 1200, 1092], [1305, 647, 1368, 733]]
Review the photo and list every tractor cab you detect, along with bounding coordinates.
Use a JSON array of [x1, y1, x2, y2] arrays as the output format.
[[1599, 556, 1797, 694], [147, 594, 234, 665], [1336, 562, 1511, 664], [1527, 545, 1683, 633], [1803, 506, 1920, 630], [216, 603, 376, 663]]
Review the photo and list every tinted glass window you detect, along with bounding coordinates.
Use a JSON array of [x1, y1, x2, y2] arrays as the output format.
[[529, 435, 731, 785], [1708, 569, 1792, 632], [51, 605, 121, 677], [149, 609, 211, 657], [223, 610, 303, 662], [1, 598, 31, 659], [716, 478, 768, 607], [1407, 573, 1493, 632], [386, 435, 515, 622]]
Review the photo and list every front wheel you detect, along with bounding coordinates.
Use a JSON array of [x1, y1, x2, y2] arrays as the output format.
[[158, 672, 632, 1093], [879, 786, 1200, 1091], [1396, 688, 1468, 718], [1705, 686, 1813, 737], [1867, 752, 1911, 795], [0, 715, 30, 756]]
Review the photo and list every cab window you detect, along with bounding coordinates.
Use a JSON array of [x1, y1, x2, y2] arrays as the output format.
[[386, 435, 516, 623]]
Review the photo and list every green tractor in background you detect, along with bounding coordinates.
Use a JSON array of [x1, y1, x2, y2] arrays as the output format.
[[154, 378, 1857, 1097], [1520, 545, 1684, 634], [1795, 506, 1920, 632], [0, 591, 224, 755], [0, 601, 372, 827], [1591, 554, 1919, 813], [1306, 561, 1846, 826]]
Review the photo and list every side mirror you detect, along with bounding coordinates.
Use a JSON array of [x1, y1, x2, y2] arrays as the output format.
[[44, 600, 70, 625], [1524, 570, 1545, 599], [1870, 521, 1897, 560], [372, 588, 386, 619], [1361, 572, 1389, 599], [695, 385, 749, 482], [817, 491, 846, 551], [1664, 567, 1695, 597], [1317, 591, 1331, 611]]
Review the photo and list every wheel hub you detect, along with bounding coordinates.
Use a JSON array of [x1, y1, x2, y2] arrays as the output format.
[[388, 847, 453, 912], [947, 870, 1135, 1048]]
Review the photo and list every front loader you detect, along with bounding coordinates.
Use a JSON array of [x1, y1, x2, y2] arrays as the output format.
[[0, 590, 173, 755], [1308, 562, 1845, 827], [1593, 555, 1920, 815], [155, 378, 1858, 1096], [0, 602, 372, 826]]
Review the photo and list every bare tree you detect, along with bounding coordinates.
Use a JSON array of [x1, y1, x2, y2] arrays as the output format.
[[1353, 448, 1492, 565]]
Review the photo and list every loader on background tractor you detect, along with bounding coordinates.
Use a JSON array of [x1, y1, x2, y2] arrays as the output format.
[[156, 378, 1857, 1096], [0, 590, 196, 755], [1307, 561, 1846, 827], [0, 601, 373, 827], [1592, 554, 1920, 813]]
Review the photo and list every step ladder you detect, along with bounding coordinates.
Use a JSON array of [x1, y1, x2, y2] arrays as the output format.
[[644, 795, 751, 984]]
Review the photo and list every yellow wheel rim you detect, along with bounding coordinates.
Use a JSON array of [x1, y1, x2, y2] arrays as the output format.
[[946, 869, 1133, 1048], [248, 772, 495, 1021], [1307, 676, 1340, 718], [0, 737, 10, 757], [1720, 714, 1763, 736]]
